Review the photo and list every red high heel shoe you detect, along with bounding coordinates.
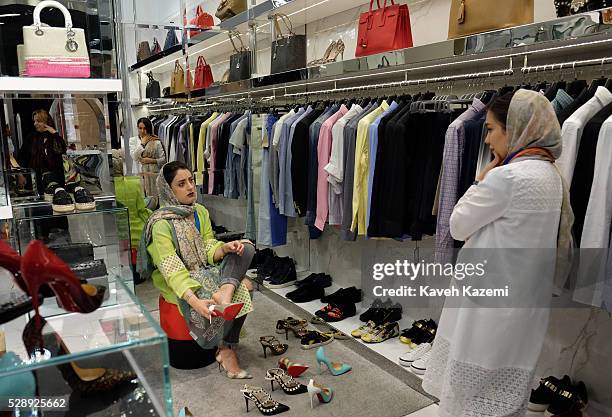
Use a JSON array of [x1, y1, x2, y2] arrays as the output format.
[[209, 303, 244, 321], [20, 240, 106, 315], [0, 240, 27, 292]]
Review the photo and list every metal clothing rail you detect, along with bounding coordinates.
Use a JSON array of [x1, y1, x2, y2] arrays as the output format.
[[521, 56, 612, 73], [282, 68, 515, 97]]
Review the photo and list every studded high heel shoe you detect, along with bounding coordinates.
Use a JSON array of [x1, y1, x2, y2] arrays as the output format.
[[260, 336, 288, 358], [241, 385, 289, 415], [306, 379, 333, 408], [265, 368, 308, 395]]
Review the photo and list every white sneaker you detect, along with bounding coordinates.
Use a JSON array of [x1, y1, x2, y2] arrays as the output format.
[[410, 349, 433, 375], [399, 343, 432, 367]]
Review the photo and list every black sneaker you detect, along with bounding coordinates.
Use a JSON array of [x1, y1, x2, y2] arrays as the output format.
[[52, 188, 75, 213], [546, 380, 587, 417], [74, 186, 95, 211], [44, 182, 61, 202], [528, 375, 571, 412], [295, 273, 332, 288], [286, 284, 325, 303], [71, 259, 108, 279], [64, 182, 78, 195], [265, 259, 297, 289], [359, 298, 383, 322], [321, 286, 362, 304]]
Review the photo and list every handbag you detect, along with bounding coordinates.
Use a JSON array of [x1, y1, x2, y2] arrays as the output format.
[[170, 61, 186, 94], [137, 41, 152, 62], [355, 0, 413, 58], [448, 0, 534, 39], [152, 38, 162, 55], [164, 28, 179, 50], [146, 72, 161, 99], [189, 5, 214, 38], [22, 0, 90, 78], [270, 14, 306, 74], [215, 0, 247, 21], [193, 56, 214, 89], [228, 31, 251, 82]]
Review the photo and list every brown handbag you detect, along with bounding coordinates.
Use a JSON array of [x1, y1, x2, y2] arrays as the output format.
[[170, 61, 186, 94], [215, 0, 247, 21], [137, 41, 152, 62], [448, 0, 534, 39]]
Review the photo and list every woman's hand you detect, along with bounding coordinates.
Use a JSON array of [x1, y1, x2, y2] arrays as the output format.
[[476, 152, 503, 182], [222, 240, 246, 256], [141, 157, 157, 164], [190, 297, 215, 320], [42, 124, 57, 135]]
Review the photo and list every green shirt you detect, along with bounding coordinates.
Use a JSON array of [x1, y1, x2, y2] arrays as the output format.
[[147, 204, 224, 305]]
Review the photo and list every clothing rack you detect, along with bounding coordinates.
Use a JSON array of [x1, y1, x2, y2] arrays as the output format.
[[521, 56, 612, 73]]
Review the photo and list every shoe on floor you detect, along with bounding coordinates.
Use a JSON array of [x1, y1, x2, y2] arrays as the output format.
[[529, 375, 571, 412], [300, 331, 333, 350], [545, 381, 588, 417], [351, 321, 377, 338], [399, 343, 432, 367], [74, 186, 96, 211], [361, 322, 400, 343], [410, 349, 432, 375], [51, 188, 75, 213]]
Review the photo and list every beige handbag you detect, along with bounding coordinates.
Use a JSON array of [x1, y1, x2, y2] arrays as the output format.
[[170, 61, 186, 94], [23, 0, 90, 77], [448, 0, 534, 39], [215, 0, 247, 21]]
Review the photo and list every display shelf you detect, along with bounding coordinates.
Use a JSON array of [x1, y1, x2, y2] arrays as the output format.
[[263, 275, 426, 380], [0, 278, 172, 417], [129, 44, 185, 72], [0, 77, 122, 94]]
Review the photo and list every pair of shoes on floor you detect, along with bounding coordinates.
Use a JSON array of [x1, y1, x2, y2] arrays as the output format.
[[51, 186, 95, 212], [286, 273, 332, 303], [260, 336, 289, 358], [399, 342, 432, 368], [250, 248, 275, 270], [359, 298, 403, 324], [300, 330, 333, 350], [529, 375, 588, 417], [351, 320, 400, 343], [400, 319, 437, 347], [263, 257, 297, 289]]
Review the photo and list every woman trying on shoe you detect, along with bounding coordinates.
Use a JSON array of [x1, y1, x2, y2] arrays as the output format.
[[138, 161, 255, 373]]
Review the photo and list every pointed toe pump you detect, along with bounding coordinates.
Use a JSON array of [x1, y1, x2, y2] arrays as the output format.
[[315, 346, 352, 376], [278, 357, 308, 377], [265, 368, 308, 395], [307, 379, 333, 408], [215, 352, 253, 379], [20, 240, 105, 315]]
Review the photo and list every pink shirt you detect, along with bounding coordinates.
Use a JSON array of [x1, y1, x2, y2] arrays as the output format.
[[315, 105, 349, 231], [207, 113, 231, 194]]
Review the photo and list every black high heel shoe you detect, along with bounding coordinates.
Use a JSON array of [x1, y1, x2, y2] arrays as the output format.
[[22, 316, 137, 395], [240, 385, 289, 415], [265, 368, 308, 395], [259, 336, 288, 358]]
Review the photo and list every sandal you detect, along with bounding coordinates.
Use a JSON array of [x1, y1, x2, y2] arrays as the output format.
[[265, 368, 308, 395], [260, 336, 289, 358], [275, 317, 307, 334], [361, 322, 400, 343], [284, 323, 309, 340], [300, 331, 333, 350], [241, 385, 290, 415]]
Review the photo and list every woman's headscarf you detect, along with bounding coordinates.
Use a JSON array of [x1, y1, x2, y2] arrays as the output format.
[[136, 164, 208, 279], [503, 89, 574, 250]]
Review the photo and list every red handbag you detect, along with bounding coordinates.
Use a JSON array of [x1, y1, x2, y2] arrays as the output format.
[[189, 5, 214, 38], [193, 56, 213, 90], [355, 0, 413, 58]]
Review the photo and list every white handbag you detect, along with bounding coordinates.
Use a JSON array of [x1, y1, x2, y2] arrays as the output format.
[[22, 0, 90, 78]]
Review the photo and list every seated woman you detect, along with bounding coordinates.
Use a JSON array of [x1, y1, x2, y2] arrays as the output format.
[[138, 161, 255, 375]]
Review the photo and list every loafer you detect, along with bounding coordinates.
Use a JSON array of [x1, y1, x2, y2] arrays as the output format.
[[286, 284, 325, 303]]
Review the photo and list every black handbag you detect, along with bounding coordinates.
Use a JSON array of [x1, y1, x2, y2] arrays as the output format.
[[228, 31, 251, 82], [146, 72, 161, 99], [270, 14, 306, 74], [164, 28, 179, 50], [163, 87, 171, 97]]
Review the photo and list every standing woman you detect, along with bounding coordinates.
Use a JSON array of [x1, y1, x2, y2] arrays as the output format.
[[423, 90, 574, 416], [136, 117, 165, 197]]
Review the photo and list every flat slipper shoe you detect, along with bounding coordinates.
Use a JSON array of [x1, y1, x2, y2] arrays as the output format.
[[300, 331, 333, 350]]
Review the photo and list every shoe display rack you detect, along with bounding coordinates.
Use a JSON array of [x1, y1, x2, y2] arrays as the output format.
[[9, 198, 133, 318], [0, 278, 172, 416]]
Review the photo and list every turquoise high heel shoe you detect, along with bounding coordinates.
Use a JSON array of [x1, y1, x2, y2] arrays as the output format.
[[178, 406, 193, 417], [315, 346, 351, 376], [307, 379, 333, 408]]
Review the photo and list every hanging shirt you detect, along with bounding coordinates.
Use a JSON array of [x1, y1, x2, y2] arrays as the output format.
[[278, 108, 306, 216], [196, 112, 218, 185], [557, 86, 612, 183], [281, 106, 312, 217], [551, 88, 573, 116], [352, 101, 389, 235], [315, 105, 349, 231]]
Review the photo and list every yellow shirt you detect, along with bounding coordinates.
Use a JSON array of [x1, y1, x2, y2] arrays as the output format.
[[147, 204, 224, 305], [351, 101, 389, 234], [195, 112, 219, 185]]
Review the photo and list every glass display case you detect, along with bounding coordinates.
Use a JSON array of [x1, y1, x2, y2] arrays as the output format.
[[10, 199, 133, 317], [0, 278, 172, 416]]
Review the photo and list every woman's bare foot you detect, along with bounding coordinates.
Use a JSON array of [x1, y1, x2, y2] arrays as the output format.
[[212, 284, 235, 305], [217, 347, 243, 374]]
